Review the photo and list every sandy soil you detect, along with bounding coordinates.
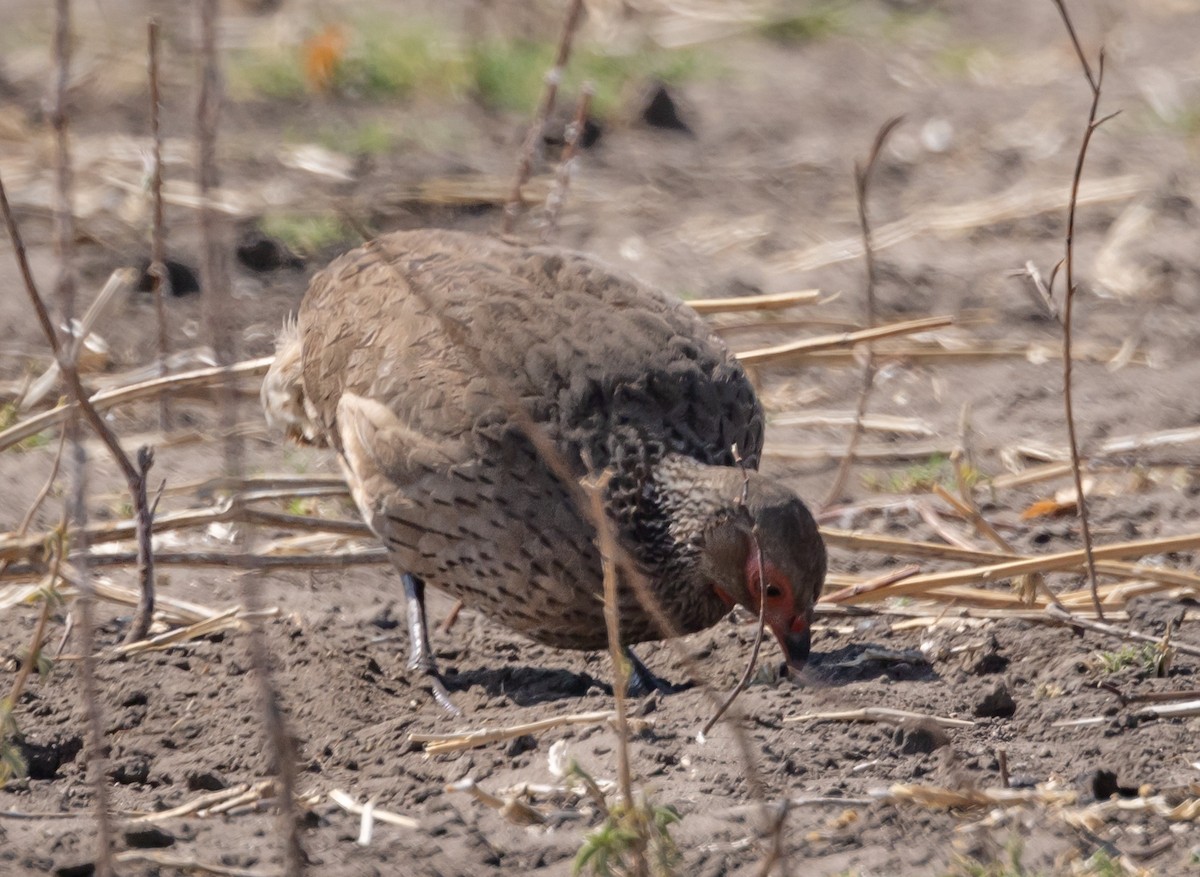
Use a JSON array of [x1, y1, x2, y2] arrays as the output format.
[[2, 1, 1200, 875]]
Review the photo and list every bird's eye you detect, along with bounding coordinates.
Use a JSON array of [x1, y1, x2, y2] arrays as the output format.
[[765, 584, 782, 598]]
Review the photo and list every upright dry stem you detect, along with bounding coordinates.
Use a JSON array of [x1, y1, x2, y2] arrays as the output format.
[[148, 17, 172, 430], [540, 83, 593, 242], [586, 479, 635, 816], [502, 0, 585, 233], [1051, 0, 1111, 619], [50, 2, 113, 872], [821, 117, 902, 508], [196, 3, 305, 872], [0, 173, 160, 645]]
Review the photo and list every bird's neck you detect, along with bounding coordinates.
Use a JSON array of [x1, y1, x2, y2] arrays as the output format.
[[638, 454, 750, 571]]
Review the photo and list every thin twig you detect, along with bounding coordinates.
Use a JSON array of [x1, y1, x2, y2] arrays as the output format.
[[736, 314, 951, 366], [196, 2, 304, 873], [700, 525, 768, 739], [585, 474, 636, 816], [688, 289, 822, 314], [0, 429, 67, 580], [822, 117, 902, 508], [148, 17, 172, 430], [0, 174, 159, 644], [126, 445, 156, 642], [6, 542, 61, 706], [49, 3, 113, 873], [0, 356, 273, 454], [1050, 0, 1116, 620], [540, 82, 593, 242], [1045, 604, 1200, 657], [502, 0, 586, 233]]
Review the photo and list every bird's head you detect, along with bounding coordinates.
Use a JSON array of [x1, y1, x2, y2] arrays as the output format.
[[699, 473, 826, 673]]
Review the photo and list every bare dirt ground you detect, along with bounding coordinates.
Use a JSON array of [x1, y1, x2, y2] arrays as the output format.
[[2, 1, 1200, 875]]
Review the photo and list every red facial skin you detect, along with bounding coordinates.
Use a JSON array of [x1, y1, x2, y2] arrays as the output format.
[[712, 544, 811, 672]]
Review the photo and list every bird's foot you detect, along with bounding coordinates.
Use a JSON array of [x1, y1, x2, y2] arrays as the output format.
[[402, 572, 462, 715], [407, 654, 463, 716], [625, 648, 692, 698]]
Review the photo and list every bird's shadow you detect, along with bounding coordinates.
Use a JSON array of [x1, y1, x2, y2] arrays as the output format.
[[441, 665, 609, 707], [800, 642, 939, 686]]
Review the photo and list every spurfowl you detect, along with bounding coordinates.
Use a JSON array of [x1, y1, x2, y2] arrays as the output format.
[[263, 229, 826, 707]]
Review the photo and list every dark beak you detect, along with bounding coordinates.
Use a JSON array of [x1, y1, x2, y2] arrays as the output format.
[[782, 625, 811, 672]]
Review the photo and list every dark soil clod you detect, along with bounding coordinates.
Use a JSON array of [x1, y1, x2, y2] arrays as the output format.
[[17, 735, 83, 781], [110, 754, 152, 785], [120, 690, 149, 708], [894, 719, 950, 755], [1092, 769, 1140, 800], [974, 684, 1017, 718], [52, 864, 94, 877], [123, 825, 175, 850], [185, 768, 229, 792]]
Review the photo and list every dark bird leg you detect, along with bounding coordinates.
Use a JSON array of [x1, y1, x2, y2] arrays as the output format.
[[625, 647, 690, 697], [403, 573, 461, 715]]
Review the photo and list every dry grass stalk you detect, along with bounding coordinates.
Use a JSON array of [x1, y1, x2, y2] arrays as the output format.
[[1044, 604, 1200, 658], [1015, 425, 1200, 464], [113, 606, 255, 656], [158, 472, 346, 499], [1, 166, 159, 645], [18, 268, 130, 412], [883, 783, 1076, 811], [822, 528, 1200, 598], [147, 16, 172, 430], [821, 117, 901, 509], [328, 789, 420, 831], [783, 708, 974, 730], [819, 565, 922, 604], [0, 356, 273, 453], [0, 547, 389, 583], [124, 781, 271, 824], [987, 461, 1076, 490], [688, 289, 821, 314], [827, 540, 1200, 608], [769, 173, 1144, 274], [934, 482, 1063, 610], [735, 314, 952, 366], [5, 545, 60, 706], [196, 2, 304, 870], [541, 82, 593, 242], [772, 411, 933, 435], [1050, 0, 1119, 620], [48, 4, 114, 871], [199, 780, 279, 816], [503, 0, 586, 232], [113, 851, 273, 877], [770, 440, 951, 463], [445, 778, 548, 826], [409, 709, 617, 754], [1133, 699, 1200, 719], [584, 474, 636, 814], [0, 498, 369, 564], [1061, 793, 1200, 831], [755, 340, 1147, 367]]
